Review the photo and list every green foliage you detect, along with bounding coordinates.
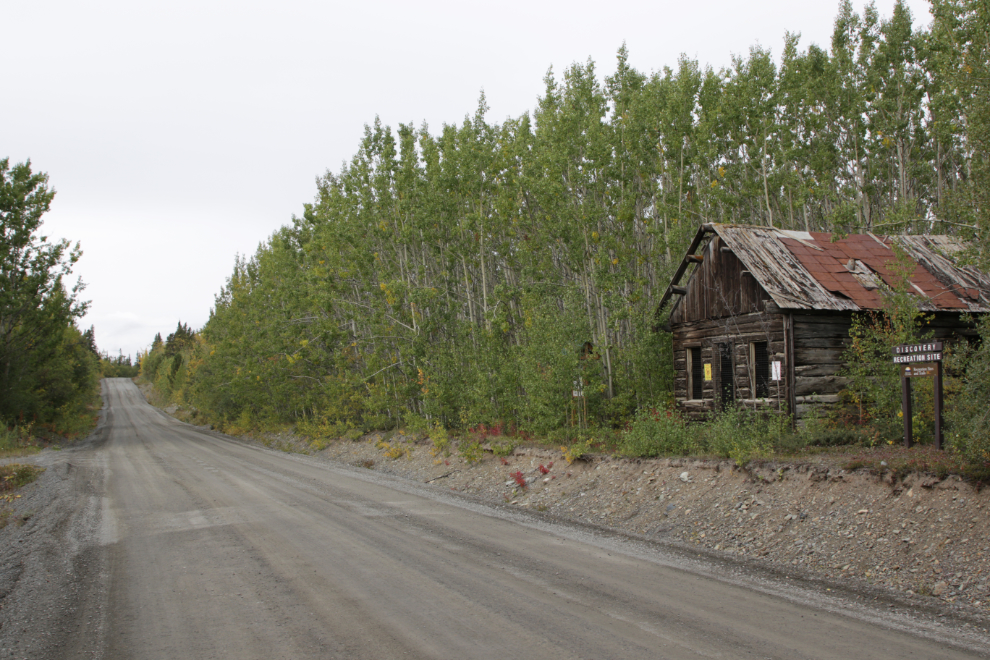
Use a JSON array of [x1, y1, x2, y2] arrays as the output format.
[[561, 438, 592, 464], [619, 406, 694, 457], [785, 405, 871, 450], [490, 439, 516, 457], [457, 439, 484, 464], [0, 424, 38, 454], [165, 322, 195, 357], [928, 0, 990, 265], [0, 159, 99, 432], [620, 404, 788, 466], [130, 4, 990, 464], [100, 350, 139, 378], [946, 315, 990, 469], [297, 412, 347, 444], [427, 422, 450, 457], [138, 321, 204, 407], [838, 245, 931, 441]]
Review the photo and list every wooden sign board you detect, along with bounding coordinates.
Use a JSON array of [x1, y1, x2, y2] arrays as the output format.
[[892, 342, 943, 364]]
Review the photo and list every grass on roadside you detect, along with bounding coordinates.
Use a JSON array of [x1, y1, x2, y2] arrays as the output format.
[[0, 464, 43, 492], [842, 445, 990, 484], [0, 463, 44, 528], [0, 425, 45, 458]]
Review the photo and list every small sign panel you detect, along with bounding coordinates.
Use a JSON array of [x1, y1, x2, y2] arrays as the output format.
[[771, 361, 782, 381], [704, 364, 712, 381], [903, 364, 937, 378], [898, 357, 944, 451]]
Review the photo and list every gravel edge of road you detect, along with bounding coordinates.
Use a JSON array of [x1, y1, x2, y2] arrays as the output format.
[[0, 386, 114, 660]]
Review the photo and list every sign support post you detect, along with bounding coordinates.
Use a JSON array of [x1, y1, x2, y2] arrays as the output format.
[[934, 361, 943, 450], [892, 342, 944, 450], [901, 370, 912, 448]]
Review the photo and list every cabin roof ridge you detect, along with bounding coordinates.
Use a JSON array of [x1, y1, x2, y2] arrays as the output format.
[[656, 224, 990, 320]]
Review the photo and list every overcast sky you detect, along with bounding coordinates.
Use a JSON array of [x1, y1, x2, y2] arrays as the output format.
[[4, 0, 932, 359]]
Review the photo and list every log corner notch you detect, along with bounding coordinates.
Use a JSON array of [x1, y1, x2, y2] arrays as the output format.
[[654, 223, 716, 328]]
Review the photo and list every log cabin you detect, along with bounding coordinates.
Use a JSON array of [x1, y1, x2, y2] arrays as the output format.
[[655, 224, 990, 422]]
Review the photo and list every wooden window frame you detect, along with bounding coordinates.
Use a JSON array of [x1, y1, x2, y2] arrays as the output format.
[[717, 342, 734, 408]]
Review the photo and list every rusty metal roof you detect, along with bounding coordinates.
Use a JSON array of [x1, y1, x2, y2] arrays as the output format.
[[661, 224, 990, 315]]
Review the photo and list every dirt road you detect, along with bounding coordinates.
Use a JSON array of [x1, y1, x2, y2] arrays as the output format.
[[4, 378, 988, 659]]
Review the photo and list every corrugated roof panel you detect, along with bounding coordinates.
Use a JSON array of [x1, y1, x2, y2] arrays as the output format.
[[715, 225, 858, 311], [891, 235, 990, 312], [703, 224, 990, 313]]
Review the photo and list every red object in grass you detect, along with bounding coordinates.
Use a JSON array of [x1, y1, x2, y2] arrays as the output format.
[[511, 470, 527, 488], [500, 457, 509, 466], [538, 464, 550, 474]]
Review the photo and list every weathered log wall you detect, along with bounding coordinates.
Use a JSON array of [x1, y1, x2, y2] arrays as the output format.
[[791, 313, 851, 419], [672, 311, 786, 420], [790, 311, 979, 419]]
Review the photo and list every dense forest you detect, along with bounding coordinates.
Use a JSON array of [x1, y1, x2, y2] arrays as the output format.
[[143, 1, 990, 459], [0, 159, 101, 437]]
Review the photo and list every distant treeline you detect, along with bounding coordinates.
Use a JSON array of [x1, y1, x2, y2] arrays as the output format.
[[0, 159, 101, 435], [100, 350, 139, 378], [142, 1, 990, 440]]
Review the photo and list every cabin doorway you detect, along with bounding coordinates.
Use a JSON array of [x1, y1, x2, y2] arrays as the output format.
[[718, 343, 734, 408]]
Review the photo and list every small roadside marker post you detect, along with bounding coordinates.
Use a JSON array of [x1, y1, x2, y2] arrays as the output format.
[[892, 342, 944, 449]]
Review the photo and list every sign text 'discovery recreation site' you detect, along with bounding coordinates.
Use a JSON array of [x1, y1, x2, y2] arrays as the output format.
[[891, 342, 943, 364]]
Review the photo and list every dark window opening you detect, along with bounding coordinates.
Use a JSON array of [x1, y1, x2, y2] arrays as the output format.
[[752, 341, 770, 398], [690, 347, 703, 399], [718, 343, 734, 406]]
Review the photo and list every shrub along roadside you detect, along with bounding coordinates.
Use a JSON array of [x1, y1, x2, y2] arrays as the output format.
[[619, 405, 790, 465]]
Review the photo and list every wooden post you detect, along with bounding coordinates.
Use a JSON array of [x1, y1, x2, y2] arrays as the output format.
[[902, 370, 912, 448], [934, 361, 943, 450], [784, 313, 796, 429]]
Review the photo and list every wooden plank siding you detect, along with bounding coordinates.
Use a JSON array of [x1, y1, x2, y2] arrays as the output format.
[[670, 236, 774, 326]]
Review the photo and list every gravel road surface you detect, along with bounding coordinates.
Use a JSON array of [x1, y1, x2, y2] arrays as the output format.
[[2, 378, 988, 659]]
